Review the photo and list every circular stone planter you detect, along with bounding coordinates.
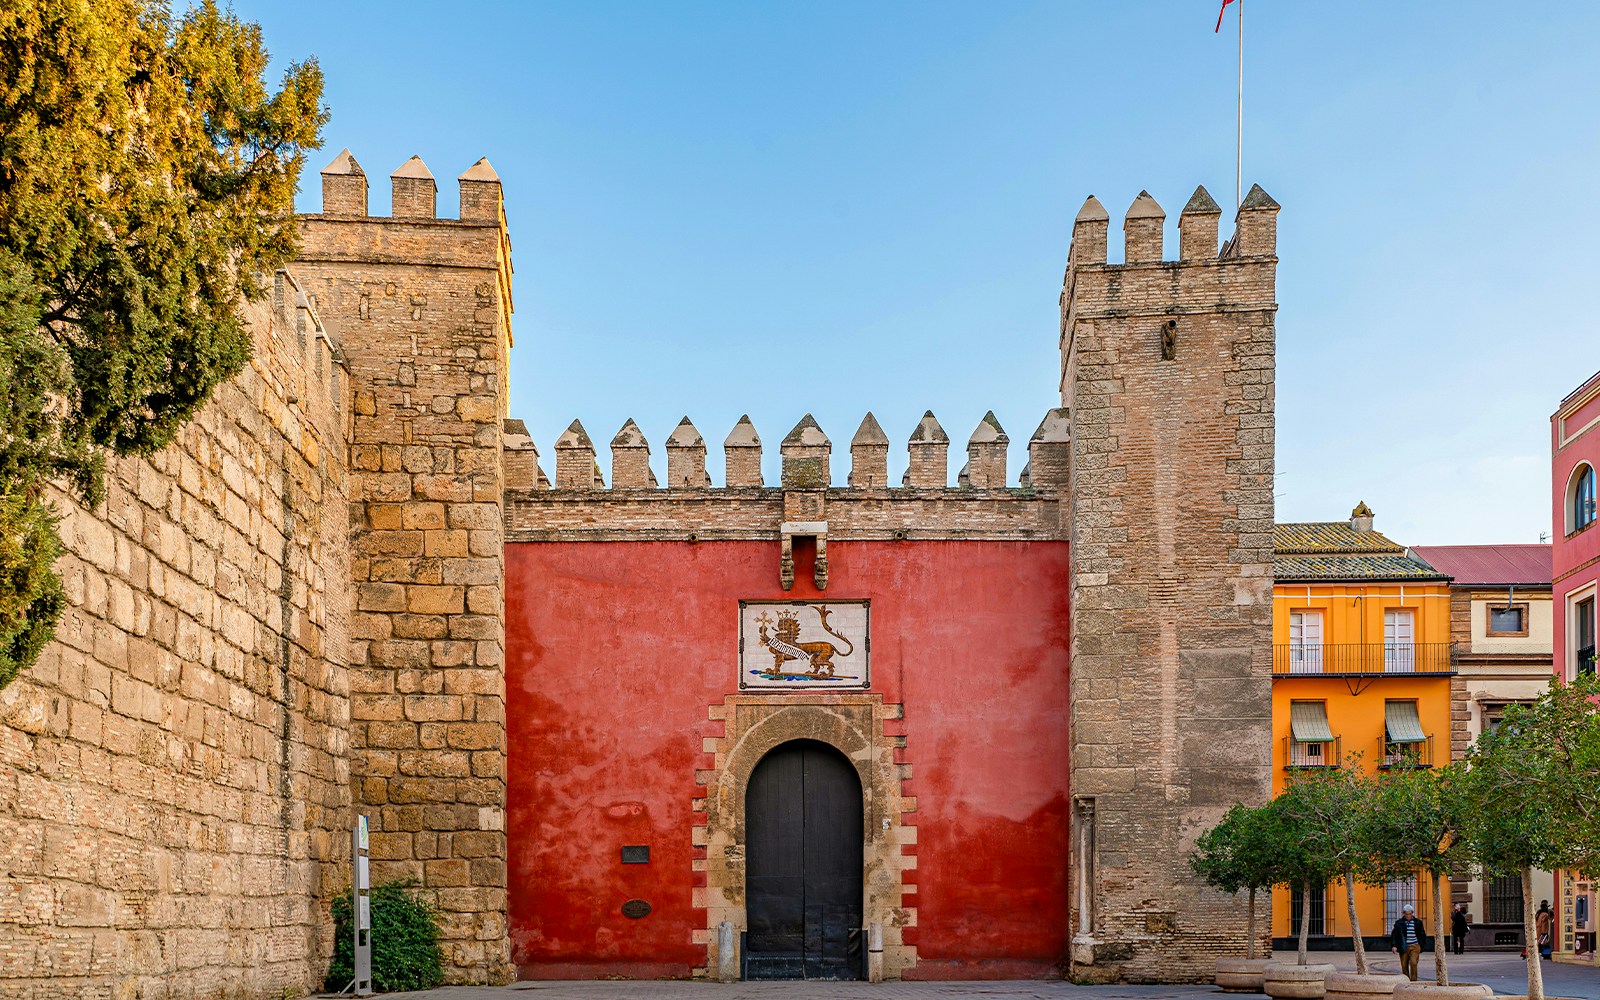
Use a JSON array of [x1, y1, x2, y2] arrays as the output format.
[[1265, 962, 1338, 1000], [1217, 957, 1273, 992], [1325, 972, 1412, 1000], [1391, 984, 1491, 1000]]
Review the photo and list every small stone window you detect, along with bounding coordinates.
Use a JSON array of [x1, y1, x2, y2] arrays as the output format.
[[1486, 604, 1528, 637]]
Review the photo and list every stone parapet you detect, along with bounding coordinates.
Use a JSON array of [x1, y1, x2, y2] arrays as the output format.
[[505, 488, 1064, 542]]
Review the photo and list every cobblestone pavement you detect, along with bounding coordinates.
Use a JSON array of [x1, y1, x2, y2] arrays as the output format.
[[348, 953, 1600, 1000]]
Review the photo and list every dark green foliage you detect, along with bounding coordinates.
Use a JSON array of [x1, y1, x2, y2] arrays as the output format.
[[1190, 801, 1282, 957], [1358, 762, 1471, 984], [1461, 674, 1600, 1000], [1190, 801, 1281, 896], [327, 880, 445, 994], [1463, 673, 1600, 877], [0, 0, 326, 689], [0, 482, 63, 690]]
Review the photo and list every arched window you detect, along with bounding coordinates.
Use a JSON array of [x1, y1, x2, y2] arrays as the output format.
[[1571, 464, 1597, 533]]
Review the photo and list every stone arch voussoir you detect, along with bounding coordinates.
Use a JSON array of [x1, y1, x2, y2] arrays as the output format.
[[695, 693, 916, 982]]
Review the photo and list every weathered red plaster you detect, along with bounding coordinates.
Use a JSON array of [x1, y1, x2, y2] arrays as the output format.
[[506, 540, 1071, 980]]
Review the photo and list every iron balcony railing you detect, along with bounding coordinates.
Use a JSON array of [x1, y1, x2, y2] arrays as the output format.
[[1379, 735, 1434, 768], [1579, 645, 1596, 677], [1283, 736, 1342, 769], [1273, 642, 1454, 676]]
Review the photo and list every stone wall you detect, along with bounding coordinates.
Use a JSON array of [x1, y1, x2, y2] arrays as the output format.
[[0, 274, 354, 998], [1061, 186, 1278, 981], [290, 151, 516, 984], [0, 147, 518, 997]]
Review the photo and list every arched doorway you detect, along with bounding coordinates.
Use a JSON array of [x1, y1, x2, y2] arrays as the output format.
[[744, 739, 864, 980]]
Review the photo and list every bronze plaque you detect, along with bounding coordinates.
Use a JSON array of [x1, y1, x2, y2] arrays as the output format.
[[621, 898, 652, 919]]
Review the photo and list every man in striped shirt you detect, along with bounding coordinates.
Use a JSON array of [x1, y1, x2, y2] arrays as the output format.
[[1390, 903, 1427, 981]]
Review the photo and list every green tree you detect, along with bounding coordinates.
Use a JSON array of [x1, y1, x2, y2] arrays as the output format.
[[1260, 791, 1338, 966], [0, 0, 326, 689], [1279, 761, 1375, 972], [1463, 674, 1600, 1000], [1190, 802, 1282, 959], [1358, 761, 1472, 985]]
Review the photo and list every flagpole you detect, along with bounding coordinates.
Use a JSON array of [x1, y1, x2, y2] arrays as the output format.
[[1236, 0, 1244, 211]]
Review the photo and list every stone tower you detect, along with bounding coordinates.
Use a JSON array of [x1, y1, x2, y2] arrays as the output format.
[[292, 150, 516, 982], [1061, 185, 1278, 981]]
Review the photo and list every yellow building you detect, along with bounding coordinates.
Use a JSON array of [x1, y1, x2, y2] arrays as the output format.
[[1271, 504, 1455, 950]]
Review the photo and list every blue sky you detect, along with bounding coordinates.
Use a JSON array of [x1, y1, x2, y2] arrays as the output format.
[[234, 0, 1600, 545]]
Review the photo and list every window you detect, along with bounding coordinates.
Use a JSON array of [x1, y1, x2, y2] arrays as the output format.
[[1289, 611, 1323, 673], [1385, 878, 1426, 927], [1570, 463, 1597, 534], [1578, 596, 1596, 678], [1488, 874, 1525, 924], [1384, 609, 1416, 672], [1384, 700, 1428, 765], [1481, 701, 1526, 736], [1289, 701, 1336, 767], [1291, 883, 1329, 937], [1487, 603, 1527, 637]]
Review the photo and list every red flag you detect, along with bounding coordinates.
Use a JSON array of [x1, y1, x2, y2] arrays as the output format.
[[1215, 0, 1235, 32]]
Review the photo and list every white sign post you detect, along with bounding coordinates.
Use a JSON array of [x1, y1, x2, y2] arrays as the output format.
[[352, 814, 372, 996]]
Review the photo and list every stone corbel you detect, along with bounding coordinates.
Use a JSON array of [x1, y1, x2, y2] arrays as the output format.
[[779, 521, 828, 592]]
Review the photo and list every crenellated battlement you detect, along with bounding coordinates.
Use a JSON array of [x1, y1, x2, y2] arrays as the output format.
[[315, 148, 508, 225], [1065, 183, 1278, 271], [504, 409, 1072, 496]]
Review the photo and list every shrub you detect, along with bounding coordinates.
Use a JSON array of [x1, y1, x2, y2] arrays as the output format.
[[327, 879, 445, 993]]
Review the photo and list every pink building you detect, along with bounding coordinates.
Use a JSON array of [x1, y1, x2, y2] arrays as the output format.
[[1553, 370, 1600, 681], [1551, 368, 1600, 963]]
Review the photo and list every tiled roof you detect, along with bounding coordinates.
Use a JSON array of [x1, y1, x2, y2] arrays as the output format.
[[1274, 522, 1447, 582], [1410, 544, 1551, 587], [1275, 553, 1448, 582], [1274, 522, 1406, 555]]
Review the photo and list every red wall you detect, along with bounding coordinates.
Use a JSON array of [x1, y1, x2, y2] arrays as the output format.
[[505, 539, 1071, 980], [1553, 410, 1600, 680]]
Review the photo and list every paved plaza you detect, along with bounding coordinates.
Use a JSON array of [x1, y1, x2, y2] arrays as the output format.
[[358, 953, 1600, 1000]]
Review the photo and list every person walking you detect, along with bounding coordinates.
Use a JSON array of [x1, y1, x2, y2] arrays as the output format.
[[1391, 903, 1426, 981], [1536, 900, 1554, 958], [1451, 904, 1471, 955]]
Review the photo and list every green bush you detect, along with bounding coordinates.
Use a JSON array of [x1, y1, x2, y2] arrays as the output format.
[[327, 879, 445, 993]]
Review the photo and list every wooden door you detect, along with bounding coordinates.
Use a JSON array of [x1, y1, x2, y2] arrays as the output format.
[[744, 740, 863, 980]]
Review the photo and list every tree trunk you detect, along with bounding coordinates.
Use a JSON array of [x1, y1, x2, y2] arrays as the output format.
[[1299, 881, 1312, 965], [1346, 870, 1366, 974], [1523, 866, 1545, 1000], [1433, 870, 1449, 985], [1247, 886, 1258, 960]]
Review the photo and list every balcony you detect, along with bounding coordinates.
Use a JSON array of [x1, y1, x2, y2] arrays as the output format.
[[1273, 642, 1455, 677], [1283, 736, 1341, 769], [1379, 735, 1435, 768]]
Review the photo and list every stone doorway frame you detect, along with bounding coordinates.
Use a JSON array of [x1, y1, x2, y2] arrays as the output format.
[[694, 693, 917, 982]]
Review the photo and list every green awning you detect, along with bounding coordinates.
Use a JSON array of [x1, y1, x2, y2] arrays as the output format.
[[1386, 701, 1426, 743], [1290, 702, 1334, 743]]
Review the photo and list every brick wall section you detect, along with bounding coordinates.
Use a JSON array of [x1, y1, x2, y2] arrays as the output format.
[[1061, 186, 1278, 982], [0, 278, 353, 998], [290, 157, 515, 984], [1449, 589, 1473, 761]]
